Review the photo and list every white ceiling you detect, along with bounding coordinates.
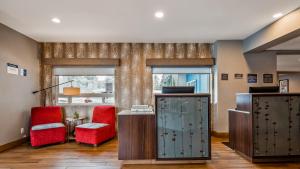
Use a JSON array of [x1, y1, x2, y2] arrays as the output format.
[[270, 36, 300, 50], [0, 0, 299, 42]]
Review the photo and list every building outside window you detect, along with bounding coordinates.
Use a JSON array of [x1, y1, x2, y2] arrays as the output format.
[[152, 67, 211, 94]]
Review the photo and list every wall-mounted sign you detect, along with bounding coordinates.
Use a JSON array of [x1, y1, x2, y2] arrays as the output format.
[[263, 74, 273, 83], [7, 63, 19, 75], [234, 73, 243, 79], [247, 74, 257, 83], [20, 68, 27, 76], [221, 73, 228, 80]]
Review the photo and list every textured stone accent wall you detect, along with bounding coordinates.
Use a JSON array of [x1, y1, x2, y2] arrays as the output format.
[[41, 43, 211, 110]]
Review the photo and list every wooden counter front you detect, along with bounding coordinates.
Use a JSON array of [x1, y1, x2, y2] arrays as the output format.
[[118, 113, 156, 160]]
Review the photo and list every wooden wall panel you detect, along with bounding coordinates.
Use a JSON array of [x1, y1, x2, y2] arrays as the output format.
[[53, 43, 64, 58], [110, 43, 120, 59], [143, 43, 153, 59], [65, 43, 75, 58], [99, 43, 109, 58], [154, 44, 164, 59], [87, 43, 98, 58], [40, 42, 212, 110], [142, 43, 153, 105], [43, 43, 52, 58], [131, 44, 143, 105], [164, 43, 175, 59], [76, 43, 87, 58], [175, 43, 186, 59], [119, 43, 132, 110], [197, 43, 211, 58], [187, 43, 197, 58], [43, 65, 53, 106]]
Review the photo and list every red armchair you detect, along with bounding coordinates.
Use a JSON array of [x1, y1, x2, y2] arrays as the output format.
[[30, 106, 66, 147], [75, 106, 116, 146]]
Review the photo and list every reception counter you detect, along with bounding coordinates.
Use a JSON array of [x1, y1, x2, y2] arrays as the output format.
[[118, 110, 155, 160], [118, 93, 211, 162], [229, 93, 300, 162]]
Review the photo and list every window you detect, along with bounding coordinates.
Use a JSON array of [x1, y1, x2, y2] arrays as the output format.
[[54, 67, 115, 105], [152, 67, 211, 94]]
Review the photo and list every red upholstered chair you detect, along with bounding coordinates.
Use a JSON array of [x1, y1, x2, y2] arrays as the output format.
[[30, 106, 66, 147], [75, 106, 116, 146]]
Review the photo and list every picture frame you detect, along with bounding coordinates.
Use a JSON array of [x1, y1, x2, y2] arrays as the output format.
[[263, 74, 273, 83], [221, 73, 228, 80], [247, 74, 257, 83], [279, 79, 289, 93], [234, 73, 243, 79]]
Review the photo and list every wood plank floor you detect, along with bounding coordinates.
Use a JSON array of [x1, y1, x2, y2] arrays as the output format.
[[0, 137, 300, 169]]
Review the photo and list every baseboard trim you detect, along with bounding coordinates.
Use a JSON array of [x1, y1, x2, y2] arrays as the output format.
[[0, 137, 29, 153], [212, 131, 229, 138], [122, 160, 207, 164]]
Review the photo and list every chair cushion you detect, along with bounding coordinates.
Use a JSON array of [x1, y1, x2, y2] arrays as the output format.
[[31, 123, 65, 131], [76, 123, 108, 129]]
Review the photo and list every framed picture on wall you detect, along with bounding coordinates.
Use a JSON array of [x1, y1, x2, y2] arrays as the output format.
[[279, 79, 289, 93], [247, 74, 257, 83], [221, 73, 228, 80], [234, 73, 243, 79], [263, 74, 273, 83]]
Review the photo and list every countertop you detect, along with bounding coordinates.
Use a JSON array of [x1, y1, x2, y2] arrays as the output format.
[[118, 110, 155, 115]]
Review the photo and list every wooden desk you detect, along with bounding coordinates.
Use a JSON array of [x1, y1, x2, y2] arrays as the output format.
[[118, 111, 156, 160]]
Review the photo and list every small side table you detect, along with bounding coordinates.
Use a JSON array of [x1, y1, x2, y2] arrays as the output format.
[[65, 117, 87, 142]]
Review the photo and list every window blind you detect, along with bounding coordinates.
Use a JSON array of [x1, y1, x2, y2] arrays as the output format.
[[53, 66, 115, 76], [152, 67, 211, 74]]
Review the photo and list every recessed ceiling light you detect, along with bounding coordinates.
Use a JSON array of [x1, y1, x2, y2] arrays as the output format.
[[51, 17, 61, 23], [273, 13, 283, 19], [155, 11, 164, 19]]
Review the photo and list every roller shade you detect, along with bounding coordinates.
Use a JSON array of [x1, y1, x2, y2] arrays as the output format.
[[53, 66, 115, 76], [152, 67, 211, 74]]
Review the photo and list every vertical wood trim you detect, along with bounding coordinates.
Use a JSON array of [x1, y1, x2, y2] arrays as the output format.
[[164, 43, 175, 59], [187, 43, 197, 58], [131, 43, 143, 105], [53, 43, 64, 58], [175, 43, 186, 59], [110, 43, 120, 59], [99, 43, 109, 58], [119, 43, 132, 110], [154, 44, 164, 59], [65, 43, 75, 58]]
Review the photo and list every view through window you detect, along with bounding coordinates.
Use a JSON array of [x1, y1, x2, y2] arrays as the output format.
[[152, 67, 211, 94], [57, 76, 114, 105]]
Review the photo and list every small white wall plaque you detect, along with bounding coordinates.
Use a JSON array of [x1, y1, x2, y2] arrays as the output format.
[[7, 63, 19, 75]]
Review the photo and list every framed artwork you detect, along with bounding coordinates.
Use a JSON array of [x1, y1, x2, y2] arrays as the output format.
[[279, 79, 289, 93], [221, 73, 228, 80], [234, 73, 243, 79], [247, 74, 257, 83], [263, 74, 273, 83]]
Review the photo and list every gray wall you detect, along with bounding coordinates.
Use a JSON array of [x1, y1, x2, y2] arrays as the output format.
[[213, 40, 277, 132], [0, 23, 40, 145]]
